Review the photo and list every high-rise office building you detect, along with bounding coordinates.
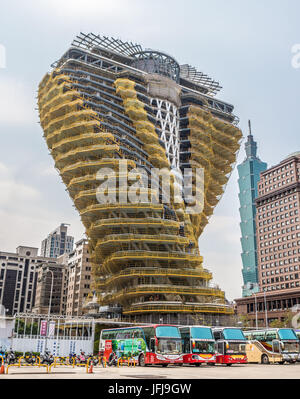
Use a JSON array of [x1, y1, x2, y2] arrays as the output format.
[[236, 151, 300, 326], [0, 246, 58, 315], [238, 122, 267, 297], [40, 223, 74, 258], [33, 261, 67, 315], [38, 33, 242, 324], [65, 239, 93, 316], [256, 152, 300, 293]]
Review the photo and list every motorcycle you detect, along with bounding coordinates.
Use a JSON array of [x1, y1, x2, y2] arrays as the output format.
[[69, 352, 76, 365], [24, 351, 37, 365], [6, 349, 16, 365], [108, 352, 118, 367], [0, 347, 5, 364], [40, 350, 54, 365], [87, 353, 99, 366], [76, 350, 88, 365]]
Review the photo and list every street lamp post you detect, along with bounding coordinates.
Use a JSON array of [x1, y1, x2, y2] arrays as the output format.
[[263, 290, 268, 328], [44, 268, 54, 355], [254, 293, 258, 329], [46, 268, 54, 317]]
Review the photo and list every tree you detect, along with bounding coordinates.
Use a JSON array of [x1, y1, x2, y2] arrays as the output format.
[[269, 319, 284, 328], [269, 310, 294, 328], [238, 315, 252, 328]]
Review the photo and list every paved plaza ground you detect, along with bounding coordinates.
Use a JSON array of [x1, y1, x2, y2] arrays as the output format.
[[1, 362, 300, 379]]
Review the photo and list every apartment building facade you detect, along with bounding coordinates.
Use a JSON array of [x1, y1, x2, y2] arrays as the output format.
[[65, 239, 93, 316], [0, 246, 57, 316], [236, 151, 300, 325], [32, 261, 68, 315], [40, 223, 74, 258]]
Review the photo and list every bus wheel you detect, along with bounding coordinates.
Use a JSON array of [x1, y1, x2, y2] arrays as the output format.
[[138, 354, 146, 367], [162, 364, 168, 367], [226, 364, 232, 367], [195, 364, 201, 367], [278, 361, 285, 365], [261, 355, 269, 365]]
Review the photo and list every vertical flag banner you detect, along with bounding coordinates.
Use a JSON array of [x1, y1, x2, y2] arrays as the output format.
[[40, 320, 48, 336], [48, 321, 56, 337]]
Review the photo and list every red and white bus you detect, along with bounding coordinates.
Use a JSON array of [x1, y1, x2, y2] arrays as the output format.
[[179, 326, 216, 365], [212, 327, 248, 366], [99, 324, 183, 366]]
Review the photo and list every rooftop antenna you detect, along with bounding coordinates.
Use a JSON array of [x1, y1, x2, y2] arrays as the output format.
[[248, 120, 252, 136]]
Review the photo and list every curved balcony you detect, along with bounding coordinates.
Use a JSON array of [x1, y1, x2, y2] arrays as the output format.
[[101, 250, 203, 274], [122, 301, 234, 315], [96, 267, 212, 288], [102, 284, 225, 305]]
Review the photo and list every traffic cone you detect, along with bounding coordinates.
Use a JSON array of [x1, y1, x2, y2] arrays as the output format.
[[0, 363, 5, 374], [88, 363, 93, 374]]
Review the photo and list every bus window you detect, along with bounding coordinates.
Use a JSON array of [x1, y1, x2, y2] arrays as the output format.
[[217, 342, 225, 355], [223, 329, 246, 341], [150, 338, 156, 353], [191, 341, 215, 354], [156, 326, 181, 338], [266, 331, 277, 341], [142, 327, 155, 349], [133, 329, 143, 339], [273, 340, 280, 354], [157, 338, 181, 355], [243, 332, 252, 340], [278, 329, 297, 340], [213, 331, 222, 341], [252, 332, 265, 341]]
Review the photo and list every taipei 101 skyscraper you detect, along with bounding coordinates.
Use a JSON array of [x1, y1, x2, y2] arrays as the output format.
[[238, 121, 267, 297], [38, 33, 242, 324]]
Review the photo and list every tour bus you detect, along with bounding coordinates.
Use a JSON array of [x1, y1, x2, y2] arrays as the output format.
[[179, 326, 216, 365], [244, 328, 300, 364], [99, 325, 183, 367], [295, 330, 300, 361], [294, 330, 300, 341], [212, 327, 248, 366]]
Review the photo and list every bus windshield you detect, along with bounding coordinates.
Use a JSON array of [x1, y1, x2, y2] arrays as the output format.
[[191, 341, 215, 354], [278, 329, 297, 341], [157, 338, 182, 355], [190, 327, 213, 340], [281, 341, 300, 354], [223, 329, 246, 341], [226, 343, 246, 355], [156, 326, 181, 338]]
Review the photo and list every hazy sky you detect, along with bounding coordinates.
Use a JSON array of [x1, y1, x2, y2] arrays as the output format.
[[0, 0, 299, 300]]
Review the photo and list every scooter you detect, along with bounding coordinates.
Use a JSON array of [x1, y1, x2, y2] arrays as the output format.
[[87, 353, 99, 366], [76, 351, 88, 365], [6, 349, 16, 365], [0, 347, 6, 364], [40, 350, 54, 365], [69, 352, 76, 365], [24, 351, 37, 365], [108, 352, 118, 367]]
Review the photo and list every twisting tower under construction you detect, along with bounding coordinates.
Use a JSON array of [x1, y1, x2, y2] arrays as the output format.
[[38, 33, 242, 325]]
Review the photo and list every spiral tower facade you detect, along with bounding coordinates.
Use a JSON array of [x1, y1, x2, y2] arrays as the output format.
[[38, 33, 242, 324]]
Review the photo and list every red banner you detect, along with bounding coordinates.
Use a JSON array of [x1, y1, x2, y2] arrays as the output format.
[[40, 320, 48, 336]]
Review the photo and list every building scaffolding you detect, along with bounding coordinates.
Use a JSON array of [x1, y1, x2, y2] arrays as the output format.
[[38, 33, 242, 325]]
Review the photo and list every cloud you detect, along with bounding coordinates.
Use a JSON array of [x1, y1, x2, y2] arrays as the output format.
[[0, 162, 40, 208], [0, 162, 84, 252], [0, 76, 36, 126], [39, 164, 59, 177], [198, 213, 243, 301], [33, 0, 132, 19]]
